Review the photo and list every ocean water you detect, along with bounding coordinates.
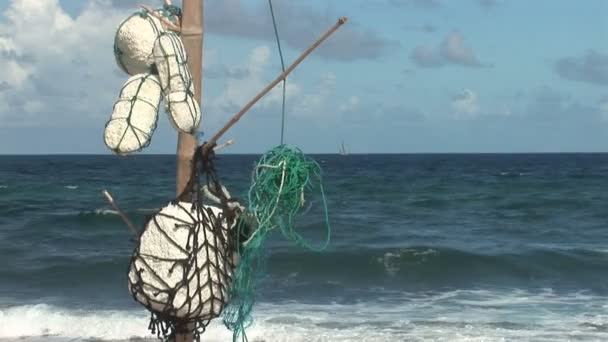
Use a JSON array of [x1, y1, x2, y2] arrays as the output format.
[[2, 153, 608, 341]]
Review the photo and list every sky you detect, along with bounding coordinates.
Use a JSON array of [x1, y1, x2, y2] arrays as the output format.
[[0, 0, 607, 154]]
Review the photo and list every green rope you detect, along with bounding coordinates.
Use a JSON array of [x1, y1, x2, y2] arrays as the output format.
[[222, 145, 331, 341], [268, 0, 287, 145], [160, 4, 182, 24]]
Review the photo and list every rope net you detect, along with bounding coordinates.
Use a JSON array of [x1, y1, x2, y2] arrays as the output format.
[[104, 73, 162, 154], [115, 5, 332, 342], [153, 31, 201, 134], [159, 3, 182, 23], [222, 144, 331, 342], [128, 143, 249, 342]]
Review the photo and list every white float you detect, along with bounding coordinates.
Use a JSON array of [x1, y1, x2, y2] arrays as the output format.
[[114, 12, 165, 75], [104, 74, 162, 154], [153, 32, 202, 134], [128, 202, 239, 320]]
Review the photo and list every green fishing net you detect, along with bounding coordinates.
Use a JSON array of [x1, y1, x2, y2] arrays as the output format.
[[159, 4, 182, 23], [222, 144, 332, 341]]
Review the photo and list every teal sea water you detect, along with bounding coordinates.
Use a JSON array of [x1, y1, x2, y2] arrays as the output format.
[[1, 153, 608, 341]]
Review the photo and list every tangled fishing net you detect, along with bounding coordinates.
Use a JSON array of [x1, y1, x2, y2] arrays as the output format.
[[128, 143, 249, 341], [222, 144, 331, 341], [126, 144, 330, 342], [112, 4, 333, 342]]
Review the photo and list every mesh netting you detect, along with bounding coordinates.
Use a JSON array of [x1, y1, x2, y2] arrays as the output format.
[[153, 31, 201, 134], [104, 73, 162, 154], [222, 144, 331, 341], [128, 143, 249, 341]]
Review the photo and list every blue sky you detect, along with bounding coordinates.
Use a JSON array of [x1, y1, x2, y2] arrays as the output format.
[[0, 0, 606, 154]]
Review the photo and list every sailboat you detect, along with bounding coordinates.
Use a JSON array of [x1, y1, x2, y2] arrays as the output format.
[[339, 140, 349, 155]]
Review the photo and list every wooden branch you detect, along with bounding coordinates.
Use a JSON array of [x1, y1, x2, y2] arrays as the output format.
[[204, 17, 348, 152], [140, 4, 181, 32], [102, 190, 139, 236], [214, 139, 235, 152]]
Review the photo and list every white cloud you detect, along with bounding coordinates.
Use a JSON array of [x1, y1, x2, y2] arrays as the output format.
[[411, 31, 486, 68], [202, 0, 396, 61], [209, 45, 339, 125], [339, 95, 361, 113], [0, 1, 346, 130], [0, 34, 31, 88], [1, 59, 31, 88], [440, 31, 483, 67], [23, 99, 43, 113], [209, 45, 298, 118], [0, 0, 126, 126], [291, 72, 336, 120], [0, 37, 19, 54], [5, 0, 74, 54], [451, 88, 479, 119]]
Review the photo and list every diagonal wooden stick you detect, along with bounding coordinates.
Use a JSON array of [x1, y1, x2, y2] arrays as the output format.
[[214, 139, 235, 152], [102, 190, 139, 236], [101, 139, 230, 236], [203, 17, 348, 153]]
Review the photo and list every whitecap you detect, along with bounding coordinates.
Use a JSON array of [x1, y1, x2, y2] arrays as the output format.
[[92, 209, 119, 216], [3, 292, 608, 342]]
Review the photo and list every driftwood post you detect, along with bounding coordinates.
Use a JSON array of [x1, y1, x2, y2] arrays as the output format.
[[176, 0, 202, 341], [176, 0, 202, 198]]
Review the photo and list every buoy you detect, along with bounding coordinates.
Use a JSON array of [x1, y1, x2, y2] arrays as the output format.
[[128, 201, 239, 320], [104, 74, 162, 154]]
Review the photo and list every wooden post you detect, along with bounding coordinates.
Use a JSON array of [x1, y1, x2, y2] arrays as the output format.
[[176, 0, 203, 198], [175, 0, 203, 341]]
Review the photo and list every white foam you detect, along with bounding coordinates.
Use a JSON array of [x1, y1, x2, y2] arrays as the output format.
[[135, 208, 159, 213], [92, 209, 119, 216], [64, 185, 78, 190], [0, 304, 149, 340], [2, 290, 608, 342]]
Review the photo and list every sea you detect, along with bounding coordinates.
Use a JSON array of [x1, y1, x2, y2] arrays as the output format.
[[1, 153, 608, 342]]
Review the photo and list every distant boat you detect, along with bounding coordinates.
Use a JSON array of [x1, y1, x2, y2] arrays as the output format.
[[339, 141, 349, 155]]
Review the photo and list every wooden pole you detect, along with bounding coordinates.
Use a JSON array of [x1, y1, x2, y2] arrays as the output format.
[[176, 0, 202, 341], [177, 0, 203, 199]]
